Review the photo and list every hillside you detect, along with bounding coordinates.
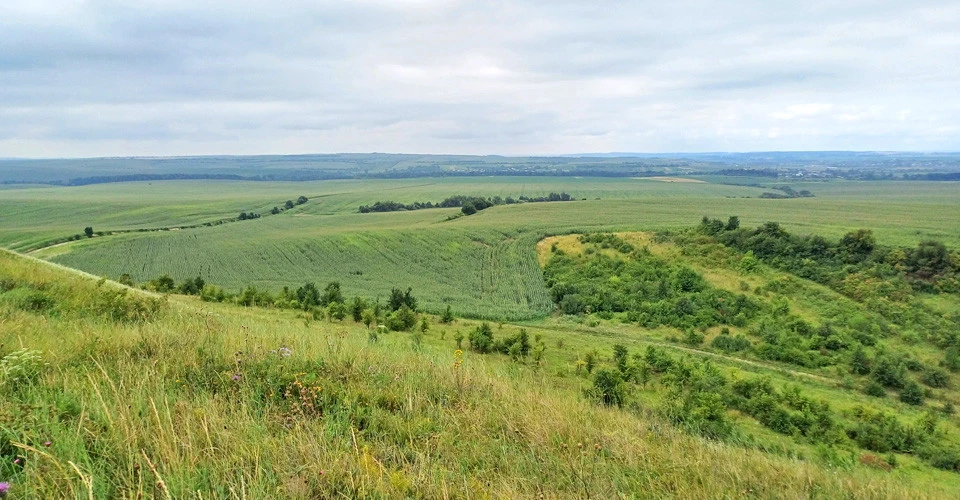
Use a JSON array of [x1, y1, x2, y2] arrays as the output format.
[[2, 248, 955, 498]]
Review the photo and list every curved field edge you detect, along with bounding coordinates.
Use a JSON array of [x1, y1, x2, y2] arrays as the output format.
[[42, 212, 555, 320], [0, 250, 953, 498]]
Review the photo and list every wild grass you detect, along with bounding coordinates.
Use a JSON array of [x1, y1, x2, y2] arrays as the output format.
[[1, 250, 954, 498]]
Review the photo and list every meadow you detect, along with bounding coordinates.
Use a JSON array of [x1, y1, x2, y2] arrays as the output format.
[[2, 248, 959, 498], [2, 173, 960, 497]]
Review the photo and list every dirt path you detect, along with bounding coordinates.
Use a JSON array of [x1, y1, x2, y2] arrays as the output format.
[[512, 320, 837, 385]]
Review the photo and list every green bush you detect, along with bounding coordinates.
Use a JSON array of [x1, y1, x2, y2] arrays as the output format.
[[385, 305, 417, 331], [590, 367, 628, 407], [922, 367, 950, 388], [711, 334, 751, 353], [899, 381, 925, 406], [469, 322, 495, 353], [864, 381, 886, 398]]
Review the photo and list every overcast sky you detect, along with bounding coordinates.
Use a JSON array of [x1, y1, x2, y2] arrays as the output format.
[[1, 0, 958, 157]]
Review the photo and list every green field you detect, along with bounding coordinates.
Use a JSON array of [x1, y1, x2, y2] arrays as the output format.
[[4, 177, 956, 319], [3, 174, 960, 496]]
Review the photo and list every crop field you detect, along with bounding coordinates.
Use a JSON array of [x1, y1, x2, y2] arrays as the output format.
[[3, 177, 959, 319], [3, 173, 960, 496]]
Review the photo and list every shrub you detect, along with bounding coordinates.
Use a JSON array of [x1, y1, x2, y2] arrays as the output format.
[[864, 381, 886, 398], [849, 347, 872, 375], [922, 367, 950, 388], [559, 294, 585, 315], [0, 287, 55, 312], [899, 381, 925, 406], [590, 368, 627, 407], [711, 334, 751, 353], [663, 388, 732, 440], [872, 356, 907, 389], [469, 322, 495, 353], [385, 305, 417, 331]]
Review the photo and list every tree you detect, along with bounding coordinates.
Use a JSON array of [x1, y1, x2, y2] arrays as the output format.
[[388, 287, 417, 311], [850, 346, 872, 375], [840, 229, 876, 261], [270, 206, 281, 215], [725, 216, 740, 231], [84, 226, 94, 238], [906, 240, 950, 279], [296, 282, 320, 310], [559, 294, 585, 315], [151, 274, 175, 293], [361, 309, 376, 328], [350, 296, 367, 322], [321, 281, 344, 306], [584, 350, 597, 374], [327, 302, 347, 321], [469, 322, 494, 353], [461, 203, 477, 216], [441, 304, 454, 324], [296, 195, 308, 205], [284, 200, 295, 210], [613, 344, 630, 376]]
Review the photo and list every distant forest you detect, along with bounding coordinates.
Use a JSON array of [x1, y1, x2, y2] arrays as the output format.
[[1, 152, 959, 186]]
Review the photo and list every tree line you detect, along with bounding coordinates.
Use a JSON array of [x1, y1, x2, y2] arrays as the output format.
[[130, 273, 457, 333], [359, 192, 575, 215]]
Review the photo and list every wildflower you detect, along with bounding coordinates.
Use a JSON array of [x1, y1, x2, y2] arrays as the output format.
[[44, 441, 51, 447], [319, 470, 325, 476], [232, 373, 241, 381], [0, 481, 9, 497], [278, 347, 292, 358], [13, 459, 19, 465]]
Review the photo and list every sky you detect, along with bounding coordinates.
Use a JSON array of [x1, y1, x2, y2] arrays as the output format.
[[1, 0, 958, 157]]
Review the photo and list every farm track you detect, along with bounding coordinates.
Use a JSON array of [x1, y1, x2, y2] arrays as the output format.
[[517, 320, 839, 385]]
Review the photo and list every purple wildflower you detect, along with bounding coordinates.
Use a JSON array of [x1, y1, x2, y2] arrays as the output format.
[[0, 481, 9, 497], [232, 373, 241, 381], [44, 441, 51, 447]]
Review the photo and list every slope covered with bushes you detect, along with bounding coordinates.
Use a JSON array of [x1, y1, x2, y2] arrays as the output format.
[[0, 249, 947, 497]]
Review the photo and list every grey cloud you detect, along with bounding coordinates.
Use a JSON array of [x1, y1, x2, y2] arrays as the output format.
[[0, 0, 958, 156]]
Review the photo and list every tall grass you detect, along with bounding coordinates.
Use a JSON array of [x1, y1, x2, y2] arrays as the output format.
[[0, 251, 946, 498]]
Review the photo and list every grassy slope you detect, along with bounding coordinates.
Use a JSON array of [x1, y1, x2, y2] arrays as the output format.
[[1, 249, 954, 498]]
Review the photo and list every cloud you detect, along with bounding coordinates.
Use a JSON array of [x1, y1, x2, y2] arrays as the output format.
[[0, 0, 958, 156]]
